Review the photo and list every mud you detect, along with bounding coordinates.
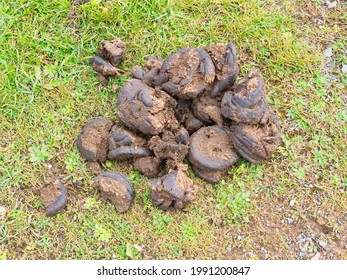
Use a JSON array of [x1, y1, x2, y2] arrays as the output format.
[[41, 176, 67, 217], [76, 118, 113, 162], [92, 172, 134, 213], [149, 170, 196, 210]]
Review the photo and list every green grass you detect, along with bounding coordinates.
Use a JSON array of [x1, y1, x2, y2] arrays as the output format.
[[0, 0, 346, 259]]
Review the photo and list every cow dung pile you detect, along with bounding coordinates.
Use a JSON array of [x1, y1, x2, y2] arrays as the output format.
[[74, 39, 281, 213]]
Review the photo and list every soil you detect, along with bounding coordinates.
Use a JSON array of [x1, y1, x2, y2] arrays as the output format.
[[205, 42, 239, 96], [231, 111, 281, 164], [149, 170, 196, 210], [133, 156, 164, 178], [41, 176, 67, 217], [92, 172, 134, 213], [221, 69, 269, 124], [76, 118, 113, 162], [153, 48, 215, 99], [99, 39, 126, 67], [188, 126, 239, 171]]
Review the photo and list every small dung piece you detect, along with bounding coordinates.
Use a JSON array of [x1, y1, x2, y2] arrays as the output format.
[[221, 68, 269, 124], [117, 79, 179, 135], [131, 56, 163, 86], [109, 125, 147, 149], [205, 42, 239, 96], [108, 125, 151, 160], [76, 118, 113, 162], [192, 92, 223, 126], [99, 38, 126, 67], [191, 164, 227, 184], [86, 161, 102, 175], [41, 176, 67, 217], [92, 172, 134, 213], [149, 170, 196, 211], [90, 56, 123, 77], [133, 156, 164, 177], [108, 146, 152, 160], [148, 133, 189, 162], [231, 111, 281, 164], [184, 112, 204, 135], [153, 48, 215, 99], [188, 126, 239, 171]]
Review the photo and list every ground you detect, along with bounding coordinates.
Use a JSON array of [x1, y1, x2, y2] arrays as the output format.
[[0, 0, 346, 260]]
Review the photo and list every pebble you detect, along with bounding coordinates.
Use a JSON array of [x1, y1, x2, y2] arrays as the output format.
[[323, 47, 333, 57], [0, 206, 6, 216], [319, 240, 328, 248], [326, 1, 337, 9], [289, 200, 295, 207], [342, 65, 347, 74], [287, 218, 294, 224], [311, 252, 321, 260]]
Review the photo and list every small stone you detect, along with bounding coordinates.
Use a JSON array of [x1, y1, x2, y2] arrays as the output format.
[[297, 251, 306, 258], [311, 252, 321, 260], [319, 240, 328, 248], [133, 244, 143, 252], [317, 19, 323, 25], [342, 65, 347, 74], [287, 218, 294, 224], [0, 206, 6, 216], [302, 241, 309, 252], [289, 200, 295, 207], [326, 1, 337, 9], [323, 47, 333, 57]]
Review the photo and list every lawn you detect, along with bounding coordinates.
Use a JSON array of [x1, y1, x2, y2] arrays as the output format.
[[0, 0, 346, 260]]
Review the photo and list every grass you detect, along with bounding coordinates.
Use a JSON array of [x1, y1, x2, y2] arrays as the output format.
[[0, 0, 346, 259]]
